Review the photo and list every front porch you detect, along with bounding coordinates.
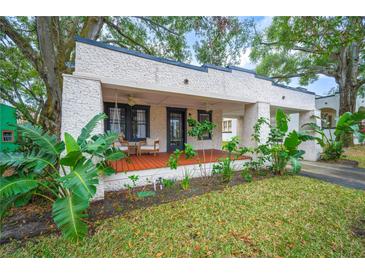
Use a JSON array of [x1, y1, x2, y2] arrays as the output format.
[[109, 149, 250, 172]]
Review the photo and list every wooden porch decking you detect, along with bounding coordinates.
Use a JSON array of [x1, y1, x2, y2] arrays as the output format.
[[109, 149, 249, 172]]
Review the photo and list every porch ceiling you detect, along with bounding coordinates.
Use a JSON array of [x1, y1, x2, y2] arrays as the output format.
[[102, 83, 246, 116]]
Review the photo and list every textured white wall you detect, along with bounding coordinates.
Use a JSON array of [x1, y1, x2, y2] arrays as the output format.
[[61, 75, 105, 200], [316, 93, 365, 114], [240, 102, 271, 148], [61, 75, 103, 138], [150, 105, 167, 152], [74, 42, 316, 111], [299, 110, 322, 161], [316, 94, 340, 115], [187, 108, 223, 150]]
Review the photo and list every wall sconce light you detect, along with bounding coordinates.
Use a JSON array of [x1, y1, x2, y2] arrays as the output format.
[[184, 79, 189, 84], [282, 96, 285, 100]]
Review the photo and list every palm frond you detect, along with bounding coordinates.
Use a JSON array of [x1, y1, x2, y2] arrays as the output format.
[[0, 151, 57, 174], [18, 123, 64, 156]]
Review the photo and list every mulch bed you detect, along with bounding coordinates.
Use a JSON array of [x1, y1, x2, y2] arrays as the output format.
[[0, 171, 272, 244]]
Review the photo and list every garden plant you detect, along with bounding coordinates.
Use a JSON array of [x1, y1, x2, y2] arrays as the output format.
[[243, 108, 312, 176], [212, 136, 240, 183], [186, 115, 216, 181], [167, 143, 197, 190], [0, 113, 126, 241], [303, 109, 365, 161]]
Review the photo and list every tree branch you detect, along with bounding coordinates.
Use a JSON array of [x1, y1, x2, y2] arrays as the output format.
[[0, 17, 45, 78], [134, 16, 178, 36], [80, 16, 104, 40], [105, 18, 152, 54], [0, 85, 37, 124], [260, 41, 319, 54], [358, 78, 365, 88]]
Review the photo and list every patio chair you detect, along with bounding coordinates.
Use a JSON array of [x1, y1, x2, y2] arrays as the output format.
[[138, 138, 159, 156], [113, 133, 130, 156]]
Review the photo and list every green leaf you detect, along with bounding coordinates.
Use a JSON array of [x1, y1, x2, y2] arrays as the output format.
[[104, 148, 126, 161], [14, 192, 33, 207], [77, 113, 107, 146], [59, 160, 99, 199], [64, 132, 80, 154], [0, 151, 57, 174], [96, 162, 116, 176], [284, 131, 301, 154], [0, 196, 18, 221], [83, 132, 118, 154], [60, 151, 83, 167], [0, 177, 38, 198], [290, 157, 302, 173], [18, 123, 64, 156], [276, 108, 288, 133], [52, 195, 89, 241]]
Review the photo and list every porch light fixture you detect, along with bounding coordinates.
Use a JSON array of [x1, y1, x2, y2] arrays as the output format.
[[282, 96, 285, 100], [183, 78, 189, 84], [127, 95, 136, 106]]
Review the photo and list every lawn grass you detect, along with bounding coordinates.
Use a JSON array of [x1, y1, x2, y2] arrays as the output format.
[[1, 176, 365, 258], [344, 145, 365, 168]]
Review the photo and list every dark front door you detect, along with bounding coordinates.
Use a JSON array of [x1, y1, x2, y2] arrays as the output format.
[[167, 107, 186, 151]]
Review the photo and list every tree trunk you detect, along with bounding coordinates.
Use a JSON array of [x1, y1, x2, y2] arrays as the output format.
[[337, 42, 361, 146], [36, 17, 64, 138]]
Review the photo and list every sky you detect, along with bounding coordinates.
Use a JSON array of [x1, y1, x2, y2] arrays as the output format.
[[186, 16, 336, 97]]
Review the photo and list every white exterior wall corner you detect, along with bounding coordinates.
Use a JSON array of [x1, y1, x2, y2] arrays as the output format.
[[74, 42, 316, 111], [299, 110, 322, 161], [62, 74, 105, 200], [241, 102, 271, 148]]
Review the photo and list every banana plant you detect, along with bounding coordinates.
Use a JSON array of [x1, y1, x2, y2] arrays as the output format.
[[303, 109, 365, 160], [0, 113, 126, 241], [253, 108, 312, 175]]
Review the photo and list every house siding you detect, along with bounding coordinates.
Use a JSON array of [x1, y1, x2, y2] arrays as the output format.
[[74, 41, 316, 112]]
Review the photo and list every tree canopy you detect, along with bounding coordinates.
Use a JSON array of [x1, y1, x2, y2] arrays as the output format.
[[250, 16, 365, 114], [0, 16, 251, 136]]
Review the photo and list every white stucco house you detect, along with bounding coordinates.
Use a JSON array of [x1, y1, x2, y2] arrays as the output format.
[[61, 37, 321, 199], [315, 93, 365, 143]]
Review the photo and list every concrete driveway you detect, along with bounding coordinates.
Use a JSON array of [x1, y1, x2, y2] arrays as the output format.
[[300, 161, 365, 190]]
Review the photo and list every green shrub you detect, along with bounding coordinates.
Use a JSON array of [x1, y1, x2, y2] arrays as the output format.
[[212, 157, 235, 183], [180, 173, 191, 190], [241, 168, 253, 182], [162, 178, 176, 188], [0, 113, 126, 241], [303, 110, 365, 161], [251, 109, 312, 175]]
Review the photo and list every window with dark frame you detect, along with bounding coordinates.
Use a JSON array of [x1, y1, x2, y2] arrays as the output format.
[[2, 130, 14, 142], [132, 109, 147, 140], [197, 110, 213, 140], [104, 102, 150, 141]]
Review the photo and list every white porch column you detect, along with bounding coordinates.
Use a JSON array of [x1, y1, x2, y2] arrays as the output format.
[[62, 74, 105, 200], [299, 110, 321, 161], [241, 102, 271, 147]]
